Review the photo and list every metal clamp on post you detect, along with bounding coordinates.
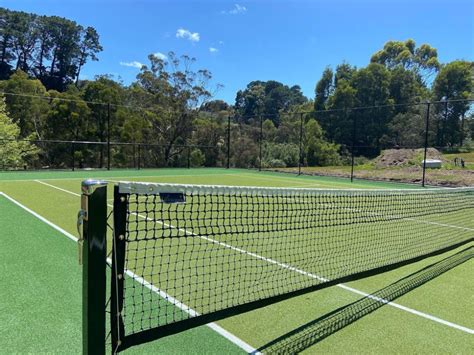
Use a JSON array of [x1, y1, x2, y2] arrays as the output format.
[[77, 209, 86, 265]]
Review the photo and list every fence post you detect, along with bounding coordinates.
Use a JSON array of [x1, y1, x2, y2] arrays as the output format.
[[137, 144, 141, 170], [226, 116, 231, 169], [71, 142, 75, 171], [298, 112, 304, 176], [107, 103, 111, 171], [81, 180, 108, 355], [259, 115, 263, 171], [187, 145, 191, 169], [350, 109, 356, 183], [422, 102, 431, 187]]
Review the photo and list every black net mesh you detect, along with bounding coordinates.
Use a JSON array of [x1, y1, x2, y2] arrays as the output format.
[[110, 183, 474, 350]]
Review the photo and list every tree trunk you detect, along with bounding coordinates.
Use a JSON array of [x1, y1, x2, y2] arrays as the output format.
[[0, 36, 9, 63], [50, 48, 57, 75], [75, 50, 86, 85]]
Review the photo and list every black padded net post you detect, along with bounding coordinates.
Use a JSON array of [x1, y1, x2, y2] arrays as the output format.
[[110, 182, 474, 352]]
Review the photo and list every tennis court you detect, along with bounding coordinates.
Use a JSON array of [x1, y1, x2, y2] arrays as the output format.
[[0, 168, 473, 354]]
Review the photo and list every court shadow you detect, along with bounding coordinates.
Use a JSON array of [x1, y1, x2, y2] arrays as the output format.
[[255, 246, 473, 354]]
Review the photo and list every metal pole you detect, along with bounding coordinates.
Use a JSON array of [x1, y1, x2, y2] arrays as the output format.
[[187, 145, 191, 169], [460, 112, 465, 147], [81, 180, 108, 355], [137, 144, 141, 170], [71, 142, 75, 171], [298, 112, 304, 175], [259, 115, 263, 171], [443, 99, 448, 148], [422, 102, 431, 187], [107, 103, 111, 171], [226, 116, 231, 169], [350, 110, 356, 183], [132, 143, 136, 169]]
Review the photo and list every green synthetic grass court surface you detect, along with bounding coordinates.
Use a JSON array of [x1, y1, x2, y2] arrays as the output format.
[[0, 168, 473, 354]]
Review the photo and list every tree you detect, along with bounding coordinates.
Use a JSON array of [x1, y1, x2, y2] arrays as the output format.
[[0, 70, 49, 138], [201, 99, 230, 113], [75, 27, 102, 84], [314, 67, 333, 111], [322, 79, 357, 146], [0, 95, 38, 169], [235, 80, 307, 125], [133, 52, 217, 165], [192, 115, 225, 166], [389, 67, 426, 111], [371, 39, 440, 84], [304, 118, 340, 166], [82, 76, 124, 167], [235, 82, 265, 120], [432, 60, 473, 146], [0, 8, 15, 79], [334, 62, 356, 87], [0, 8, 102, 90]]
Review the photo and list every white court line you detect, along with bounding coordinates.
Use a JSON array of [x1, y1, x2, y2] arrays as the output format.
[[34, 180, 474, 335], [239, 172, 393, 189], [3, 187, 258, 354], [0, 172, 241, 183]]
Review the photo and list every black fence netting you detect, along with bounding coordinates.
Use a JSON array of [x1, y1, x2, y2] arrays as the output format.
[[1, 90, 473, 187]]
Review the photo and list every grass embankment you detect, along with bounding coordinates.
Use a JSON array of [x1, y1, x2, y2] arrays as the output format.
[[274, 148, 474, 186]]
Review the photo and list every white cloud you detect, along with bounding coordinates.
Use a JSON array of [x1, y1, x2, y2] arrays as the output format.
[[209, 47, 218, 53], [119, 61, 144, 69], [176, 28, 200, 42], [218, 40, 224, 45], [154, 52, 167, 60], [222, 4, 247, 15]]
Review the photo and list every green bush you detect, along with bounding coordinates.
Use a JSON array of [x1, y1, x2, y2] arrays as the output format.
[[262, 158, 287, 168], [263, 142, 299, 167], [190, 149, 205, 167]]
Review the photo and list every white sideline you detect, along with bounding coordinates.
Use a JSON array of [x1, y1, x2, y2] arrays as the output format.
[[3, 187, 258, 354], [34, 180, 474, 335]]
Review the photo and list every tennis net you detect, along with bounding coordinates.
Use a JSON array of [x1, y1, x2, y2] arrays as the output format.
[[109, 182, 474, 352]]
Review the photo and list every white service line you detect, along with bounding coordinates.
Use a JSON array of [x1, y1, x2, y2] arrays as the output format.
[[34, 180, 474, 335], [24, 181, 259, 353]]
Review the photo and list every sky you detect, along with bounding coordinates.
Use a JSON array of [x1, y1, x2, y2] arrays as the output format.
[[1, 0, 473, 104]]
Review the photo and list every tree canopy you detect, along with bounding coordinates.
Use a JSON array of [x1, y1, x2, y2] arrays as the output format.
[[0, 7, 102, 90]]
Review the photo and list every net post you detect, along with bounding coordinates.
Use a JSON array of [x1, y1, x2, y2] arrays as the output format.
[[111, 185, 127, 353], [81, 180, 108, 355], [422, 101, 431, 187], [350, 109, 356, 183], [298, 112, 303, 176], [226, 115, 231, 169], [259, 114, 263, 172], [107, 103, 111, 171]]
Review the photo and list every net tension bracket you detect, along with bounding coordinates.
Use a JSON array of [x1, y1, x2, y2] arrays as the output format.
[[77, 209, 86, 265]]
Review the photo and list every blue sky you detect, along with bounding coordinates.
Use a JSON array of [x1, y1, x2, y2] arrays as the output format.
[[1, 0, 473, 103]]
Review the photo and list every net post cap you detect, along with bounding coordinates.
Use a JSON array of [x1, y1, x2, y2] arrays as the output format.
[[81, 179, 108, 195]]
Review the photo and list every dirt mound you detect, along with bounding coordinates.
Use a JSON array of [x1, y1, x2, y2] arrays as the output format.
[[374, 148, 442, 168]]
